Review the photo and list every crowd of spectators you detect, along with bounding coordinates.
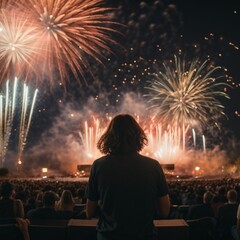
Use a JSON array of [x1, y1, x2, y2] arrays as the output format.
[[1, 177, 240, 239], [168, 177, 240, 240]]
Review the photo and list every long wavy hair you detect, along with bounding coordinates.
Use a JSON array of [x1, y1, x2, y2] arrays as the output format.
[[97, 114, 148, 154], [56, 190, 75, 211]]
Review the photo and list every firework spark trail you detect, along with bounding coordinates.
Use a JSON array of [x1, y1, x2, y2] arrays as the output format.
[[77, 115, 207, 164], [0, 78, 37, 167], [79, 117, 106, 161], [17, 84, 38, 164], [144, 123, 183, 163], [0, 78, 17, 167]]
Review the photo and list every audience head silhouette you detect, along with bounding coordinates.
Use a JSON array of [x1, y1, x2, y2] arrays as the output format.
[[203, 191, 213, 204], [42, 191, 56, 208], [227, 189, 237, 203], [0, 181, 14, 197]]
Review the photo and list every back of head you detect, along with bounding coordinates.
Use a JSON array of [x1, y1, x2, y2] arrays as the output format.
[[42, 191, 56, 208], [0, 181, 14, 198], [60, 190, 74, 205], [227, 189, 237, 203], [212, 195, 221, 203], [97, 114, 147, 154], [76, 188, 85, 198], [203, 191, 213, 204]]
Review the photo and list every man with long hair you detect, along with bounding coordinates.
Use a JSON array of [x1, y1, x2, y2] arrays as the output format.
[[86, 114, 170, 240]]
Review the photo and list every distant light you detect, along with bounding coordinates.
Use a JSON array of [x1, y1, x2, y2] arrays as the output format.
[[87, 153, 92, 158], [195, 166, 200, 171], [42, 168, 48, 173]]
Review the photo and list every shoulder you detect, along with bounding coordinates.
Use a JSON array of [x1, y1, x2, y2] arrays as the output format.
[[26, 208, 39, 217], [15, 199, 23, 205], [92, 155, 111, 168], [137, 154, 160, 164], [89, 156, 110, 176], [93, 155, 109, 164], [218, 204, 229, 212]]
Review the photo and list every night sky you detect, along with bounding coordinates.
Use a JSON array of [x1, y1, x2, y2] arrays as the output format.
[[2, 0, 240, 173]]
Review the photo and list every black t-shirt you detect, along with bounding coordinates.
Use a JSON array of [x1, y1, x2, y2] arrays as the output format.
[[87, 153, 169, 240]]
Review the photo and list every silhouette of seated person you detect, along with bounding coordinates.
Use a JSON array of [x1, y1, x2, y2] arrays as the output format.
[[74, 188, 86, 204], [233, 204, 240, 240], [27, 191, 62, 220], [0, 181, 24, 219], [24, 197, 37, 217], [55, 190, 75, 219], [212, 194, 225, 218], [187, 191, 214, 220], [217, 189, 238, 240], [237, 202, 240, 229]]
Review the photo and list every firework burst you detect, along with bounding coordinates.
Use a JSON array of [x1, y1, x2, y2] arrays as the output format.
[[0, 9, 40, 83], [21, 0, 119, 87], [145, 56, 230, 128]]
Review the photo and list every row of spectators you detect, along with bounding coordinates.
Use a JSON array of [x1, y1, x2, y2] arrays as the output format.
[[0, 179, 87, 219], [0, 177, 240, 240]]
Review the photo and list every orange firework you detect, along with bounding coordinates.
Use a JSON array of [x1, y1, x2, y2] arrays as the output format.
[[0, 0, 119, 87], [23, 0, 119, 87], [0, 9, 40, 83]]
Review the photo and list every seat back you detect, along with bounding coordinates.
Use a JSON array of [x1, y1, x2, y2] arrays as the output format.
[[67, 219, 97, 240], [177, 205, 190, 219], [187, 217, 216, 240], [73, 204, 86, 213], [28, 219, 69, 240], [29, 224, 67, 240], [232, 225, 240, 240], [168, 205, 179, 219], [0, 224, 24, 240], [29, 219, 69, 226]]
